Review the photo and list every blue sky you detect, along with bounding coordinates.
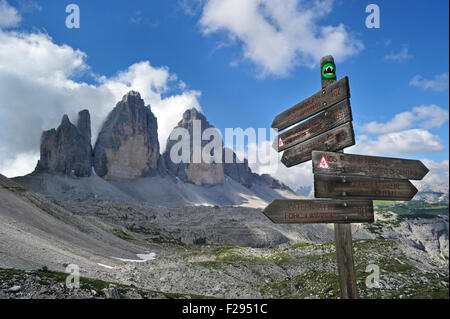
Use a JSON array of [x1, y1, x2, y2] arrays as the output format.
[[0, 0, 448, 187]]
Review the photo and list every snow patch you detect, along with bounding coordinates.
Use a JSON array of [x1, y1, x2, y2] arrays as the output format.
[[97, 263, 115, 269], [111, 252, 156, 263]]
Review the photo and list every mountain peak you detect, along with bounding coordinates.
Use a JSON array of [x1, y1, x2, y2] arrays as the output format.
[[36, 111, 93, 177], [60, 114, 71, 127], [182, 107, 201, 118], [180, 108, 208, 126], [77, 109, 91, 142], [122, 90, 142, 102], [93, 91, 162, 180]]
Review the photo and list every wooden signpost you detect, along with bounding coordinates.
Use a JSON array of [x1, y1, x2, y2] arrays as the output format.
[[263, 199, 374, 224], [314, 175, 418, 201], [280, 122, 355, 167], [271, 76, 350, 131], [312, 151, 429, 180], [313, 151, 425, 201], [262, 55, 430, 299], [273, 99, 353, 152]]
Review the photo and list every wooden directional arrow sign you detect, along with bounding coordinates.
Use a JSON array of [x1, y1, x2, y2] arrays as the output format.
[[281, 122, 355, 167], [272, 76, 350, 131], [314, 175, 418, 201], [262, 199, 374, 224], [312, 151, 429, 180], [273, 99, 352, 152]]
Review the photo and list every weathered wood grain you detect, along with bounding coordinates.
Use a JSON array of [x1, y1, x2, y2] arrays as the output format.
[[281, 122, 355, 167], [273, 99, 352, 152], [262, 199, 374, 224], [314, 174, 418, 201], [312, 151, 429, 180], [271, 76, 350, 131], [334, 224, 358, 299]]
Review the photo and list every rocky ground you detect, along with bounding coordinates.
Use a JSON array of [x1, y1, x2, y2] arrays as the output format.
[[0, 267, 203, 299], [1, 174, 448, 299], [1, 239, 448, 299]]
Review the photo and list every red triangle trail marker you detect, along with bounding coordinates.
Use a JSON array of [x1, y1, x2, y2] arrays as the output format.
[[318, 155, 329, 169], [278, 137, 284, 148]]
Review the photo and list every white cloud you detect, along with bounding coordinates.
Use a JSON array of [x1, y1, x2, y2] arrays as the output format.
[[235, 139, 313, 189], [361, 111, 416, 134], [241, 133, 447, 190], [0, 27, 202, 177], [257, 159, 314, 189], [99, 62, 202, 149], [419, 159, 449, 187], [129, 10, 160, 27], [384, 45, 412, 61], [0, 152, 38, 178], [243, 137, 447, 190], [0, 0, 21, 28], [130, 11, 143, 24], [410, 73, 449, 92], [412, 105, 449, 129], [180, 0, 205, 16], [234, 123, 446, 189], [360, 104, 449, 134], [198, 0, 363, 76], [348, 129, 444, 156], [17, 0, 42, 13]]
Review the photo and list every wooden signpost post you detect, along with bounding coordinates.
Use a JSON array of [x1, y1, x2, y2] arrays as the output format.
[[262, 55, 429, 299]]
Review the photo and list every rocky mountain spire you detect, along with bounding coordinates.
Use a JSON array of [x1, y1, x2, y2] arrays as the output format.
[[31, 92, 291, 193], [163, 108, 291, 189], [35, 110, 93, 177], [222, 148, 254, 188], [93, 91, 163, 180], [163, 108, 225, 186], [77, 109, 91, 143]]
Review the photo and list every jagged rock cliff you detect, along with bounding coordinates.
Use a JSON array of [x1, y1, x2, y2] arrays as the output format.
[[35, 110, 93, 177], [163, 108, 292, 189], [77, 109, 91, 142], [163, 108, 225, 185], [222, 148, 254, 188], [93, 91, 162, 180], [30, 92, 292, 194]]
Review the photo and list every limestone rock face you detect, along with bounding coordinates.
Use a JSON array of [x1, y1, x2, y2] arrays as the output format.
[[256, 174, 291, 190], [93, 91, 161, 180], [77, 109, 91, 143], [222, 148, 254, 188], [163, 109, 293, 189], [35, 110, 93, 177], [163, 108, 225, 186]]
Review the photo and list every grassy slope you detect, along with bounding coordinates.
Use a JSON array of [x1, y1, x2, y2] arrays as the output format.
[[374, 201, 449, 219]]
